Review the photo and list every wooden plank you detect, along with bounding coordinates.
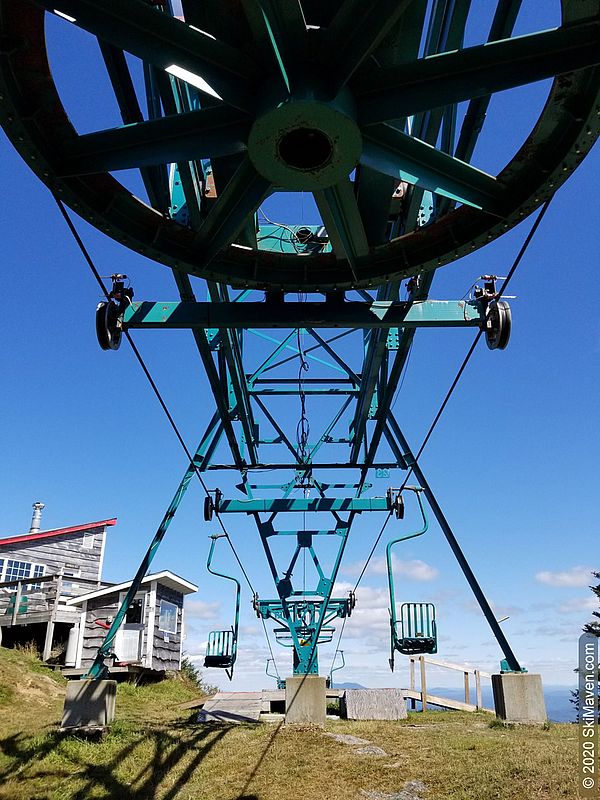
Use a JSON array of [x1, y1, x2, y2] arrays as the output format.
[[197, 692, 263, 723], [420, 656, 427, 712], [42, 620, 55, 661], [402, 688, 494, 714], [475, 669, 482, 710], [414, 655, 491, 677]]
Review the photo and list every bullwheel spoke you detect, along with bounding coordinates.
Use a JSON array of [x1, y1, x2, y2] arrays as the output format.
[[38, 0, 262, 111], [314, 180, 369, 281], [320, 0, 414, 96], [356, 20, 600, 126], [57, 107, 251, 176], [361, 125, 508, 214], [193, 157, 272, 264], [241, 0, 307, 92]]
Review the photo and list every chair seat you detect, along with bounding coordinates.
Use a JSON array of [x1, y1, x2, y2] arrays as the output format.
[[395, 637, 437, 656], [204, 655, 235, 669]]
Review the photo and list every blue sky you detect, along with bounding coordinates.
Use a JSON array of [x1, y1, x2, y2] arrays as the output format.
[[1, 4, 599, 693]]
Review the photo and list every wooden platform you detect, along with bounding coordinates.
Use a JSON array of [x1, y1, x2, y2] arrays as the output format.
[[403, 688, 494, 713], [190, 684, 493, 722], [197, 692, 264, 723]]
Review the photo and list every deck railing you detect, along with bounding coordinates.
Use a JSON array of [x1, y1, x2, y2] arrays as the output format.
[[0, 573, 101, 624], [406, 655, 494, 713]]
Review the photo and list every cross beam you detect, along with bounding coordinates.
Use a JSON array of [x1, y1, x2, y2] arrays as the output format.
[[123, 299, 485, 329]]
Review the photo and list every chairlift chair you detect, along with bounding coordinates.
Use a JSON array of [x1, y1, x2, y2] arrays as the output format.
[[387, 489, 439, 670], [203, 534, 241, 680]]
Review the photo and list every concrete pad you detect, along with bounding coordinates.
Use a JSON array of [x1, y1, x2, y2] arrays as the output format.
[[285, 675, 326, 726], [61, 679, 116, 730], [197, 691, 262, 723], [491, 673, 547, 723], [342, 688, 408, 721]]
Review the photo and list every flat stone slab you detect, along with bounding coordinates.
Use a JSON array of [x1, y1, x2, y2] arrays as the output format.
[[343, 689, 408, 721], [324, 733, 373, 746], [360, 780, 427, 800], [355, 745, 388, 757], [197, 692, 262, 724]]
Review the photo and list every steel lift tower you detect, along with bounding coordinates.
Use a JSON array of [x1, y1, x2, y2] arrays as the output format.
[[1, 0, 598, 722]]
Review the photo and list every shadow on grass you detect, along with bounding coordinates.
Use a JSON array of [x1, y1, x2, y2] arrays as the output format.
[[0, 719, 234, 800]]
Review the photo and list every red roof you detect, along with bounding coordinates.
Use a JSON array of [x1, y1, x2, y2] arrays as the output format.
[[0, 518, 116, 547]]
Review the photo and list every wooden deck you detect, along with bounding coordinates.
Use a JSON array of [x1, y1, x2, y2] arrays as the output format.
[[0, 573, 99, 659], [186, 677, 495, 721]]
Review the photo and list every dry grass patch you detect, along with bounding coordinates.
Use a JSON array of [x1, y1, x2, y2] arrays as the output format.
[[0, 648, 578, 800]]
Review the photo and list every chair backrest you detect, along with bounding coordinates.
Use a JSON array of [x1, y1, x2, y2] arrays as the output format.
[[400, 602, 436, 639], [206, 629, 234, 658]]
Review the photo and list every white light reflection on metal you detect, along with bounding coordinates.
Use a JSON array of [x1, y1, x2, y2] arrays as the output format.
[[165, 65, 222, 100], [54, 9, 76, 22]]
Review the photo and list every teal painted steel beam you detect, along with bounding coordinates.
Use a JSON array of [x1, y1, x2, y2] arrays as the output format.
[[349, 283, 399, 465], [57, 107, 251, 176], [320, 0, 414, 95], [193, 158, 271, 266], [314, 180, 369, 278], [388, 416, 522, 672], [123, 299, 485, 329], [98, 43, 167, 210], [401, 0, 471, 230], [86, 419, 220, 679], [361, 124, 507, 214], [217, 497, 390, 513], [253, 0, 307, 91], [156, 72, 205, 230], [170, 272, 247, 470], [249, 387, 358, 395], [453, 0, 523, 166], [357, 21, 600, 125], [205, 462, 398, 470], [37, 0, 260, 111], [248, 329, 350, 376], [355, 273, 436, 476], [208, 284, 259, 466]]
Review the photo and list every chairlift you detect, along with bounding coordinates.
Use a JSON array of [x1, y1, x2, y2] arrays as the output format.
[[266, 658, 285, 690], [203, 533, 241, 680], [387, 488, 438, 671], [328, 649, 345, 689]]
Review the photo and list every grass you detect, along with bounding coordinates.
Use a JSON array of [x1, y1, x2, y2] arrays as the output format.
[[0, 646, 579, 800]]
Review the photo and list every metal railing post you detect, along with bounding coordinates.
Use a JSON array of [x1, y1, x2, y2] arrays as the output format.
[[11, 580, 22, 625]]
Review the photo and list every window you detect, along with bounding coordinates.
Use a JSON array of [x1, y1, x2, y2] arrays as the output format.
[[0, 560, 45, 589], [82, 534, 95, 549], [61, 566, 81, 597], [158, 600, 178, 634], [126, 597, 144, 624]]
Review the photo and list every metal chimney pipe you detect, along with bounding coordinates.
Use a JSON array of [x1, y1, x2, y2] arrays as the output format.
[[29, 501, 45, 533]]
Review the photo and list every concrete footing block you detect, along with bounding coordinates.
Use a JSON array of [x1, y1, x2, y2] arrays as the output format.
[[61, 679, 117, 730], [342, 688, 408, 720], [285, 675, 326, 726], [491, 673, 546, 723]]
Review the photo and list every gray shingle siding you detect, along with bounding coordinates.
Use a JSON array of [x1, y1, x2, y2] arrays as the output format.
[[153, 585, 184, 672], [79, 583, 184, 672], [0, 528, 106, 584]]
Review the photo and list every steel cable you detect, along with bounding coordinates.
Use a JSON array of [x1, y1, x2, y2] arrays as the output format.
[[330, 198, 553, 669], [52, 194, 282, 672]]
